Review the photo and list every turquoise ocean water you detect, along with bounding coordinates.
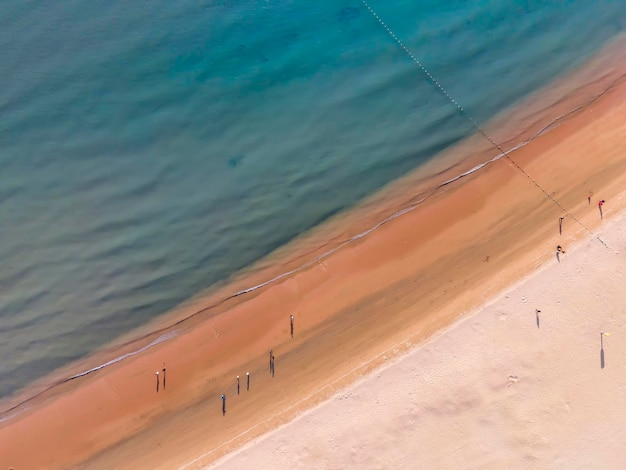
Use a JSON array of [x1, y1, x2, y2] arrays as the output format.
[[1, 0, 625, 400]]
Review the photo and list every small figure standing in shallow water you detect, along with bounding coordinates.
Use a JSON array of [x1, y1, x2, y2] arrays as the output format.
[[290, 314, 295, 338]]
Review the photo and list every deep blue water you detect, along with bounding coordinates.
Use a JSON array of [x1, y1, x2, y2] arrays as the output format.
[[1, 0, 625, 399]]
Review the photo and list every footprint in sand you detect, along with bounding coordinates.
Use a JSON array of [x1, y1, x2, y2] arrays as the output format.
[[507, 375, 519, 387]]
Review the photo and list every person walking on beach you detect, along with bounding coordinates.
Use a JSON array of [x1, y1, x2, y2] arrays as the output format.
[[162, 365, 166, 390], [598, 199, 605, 219], [155, 371, 160, 393], [221, 394, 226, 416], [246, 372, 250, 391], [559, 216, 564, 235], [269, 350, 273, 371], [270, 352, 275, 378], [556, 245, 565, 263], [237, 375, 240, 395], [290, 314, 295, 338]]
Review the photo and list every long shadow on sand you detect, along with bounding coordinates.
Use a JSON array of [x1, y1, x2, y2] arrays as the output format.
[[601, 348, 605, 369]]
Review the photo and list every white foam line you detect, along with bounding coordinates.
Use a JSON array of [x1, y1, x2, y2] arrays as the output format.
[[231, 113, 567, 301], [67, 331, 179, 380], [0, 408, 27, 424], [0, 331, 179, 422]]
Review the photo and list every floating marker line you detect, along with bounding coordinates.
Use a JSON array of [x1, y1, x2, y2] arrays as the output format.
[[360, 0, 610, 247]]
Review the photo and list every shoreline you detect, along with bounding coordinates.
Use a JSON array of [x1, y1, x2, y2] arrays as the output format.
[[2, 35, 625, 419], [1, 35, 626, 469]]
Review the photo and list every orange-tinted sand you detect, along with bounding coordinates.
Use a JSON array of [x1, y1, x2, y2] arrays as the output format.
[[1, 39, 626, 470], [214, 210, 626, 469]]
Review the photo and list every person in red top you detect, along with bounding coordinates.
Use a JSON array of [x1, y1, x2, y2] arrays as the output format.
[[598, 199, 606, 219]]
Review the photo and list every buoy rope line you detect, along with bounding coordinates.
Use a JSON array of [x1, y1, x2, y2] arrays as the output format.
[[360, 0, 609, 247]]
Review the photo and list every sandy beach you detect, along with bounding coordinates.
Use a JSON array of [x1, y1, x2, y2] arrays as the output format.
[[1, 39, 626, 469], [212, 209, 626, 469]]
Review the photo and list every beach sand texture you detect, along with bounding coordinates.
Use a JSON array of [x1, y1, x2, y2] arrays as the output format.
[[1, 41, 626, 470], [212, 211, 626, 470]]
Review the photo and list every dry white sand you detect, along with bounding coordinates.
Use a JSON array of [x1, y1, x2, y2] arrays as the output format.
[[209, 210, 626, 470]]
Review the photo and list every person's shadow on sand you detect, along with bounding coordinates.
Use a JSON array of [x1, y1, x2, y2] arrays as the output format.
[[556, 246, 565, 263], [600, 332, 609, 369], [601, 347, 605, 369]]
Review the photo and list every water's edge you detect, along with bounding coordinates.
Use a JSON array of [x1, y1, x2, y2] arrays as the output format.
[[2, 61, 624, 421]]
